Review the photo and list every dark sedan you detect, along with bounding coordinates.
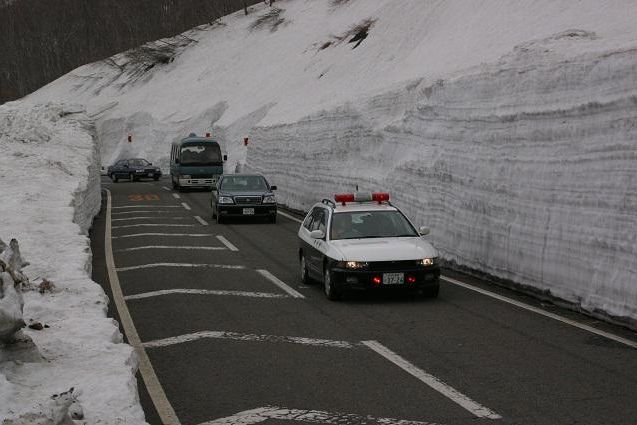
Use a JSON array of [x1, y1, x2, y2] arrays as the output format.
[[108, 158, 161, 182], [211, 174, 277, 224]]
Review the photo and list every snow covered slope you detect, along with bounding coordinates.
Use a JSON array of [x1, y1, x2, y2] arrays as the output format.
[[26, 0, 637, 324]]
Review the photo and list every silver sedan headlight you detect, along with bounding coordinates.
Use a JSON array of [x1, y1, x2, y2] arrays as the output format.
[[263, 195, 276, 204], [218, 196, 234, 204]]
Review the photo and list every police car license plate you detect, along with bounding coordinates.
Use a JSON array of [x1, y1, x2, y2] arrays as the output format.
[[383, 273, 404, 285], [242, 208, 255, 215]]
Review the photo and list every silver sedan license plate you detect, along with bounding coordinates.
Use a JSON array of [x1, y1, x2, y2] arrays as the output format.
[[383, 272, 404, 285], [243, 208, 255, 215]]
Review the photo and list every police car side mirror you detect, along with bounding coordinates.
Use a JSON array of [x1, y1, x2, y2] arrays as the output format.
[[270, 185, 277, 191], [419, 226, 430, 236], [310, 230, 325, 239], [223, 154, 228, 161]]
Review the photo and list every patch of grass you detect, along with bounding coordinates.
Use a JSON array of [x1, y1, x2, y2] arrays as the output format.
[[330, 0, 352, 6], [316, 17, 376, 51], [248, 7, 288, 32]]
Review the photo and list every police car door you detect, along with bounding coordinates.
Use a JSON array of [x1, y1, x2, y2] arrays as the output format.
[[300, 207, 328, 278]]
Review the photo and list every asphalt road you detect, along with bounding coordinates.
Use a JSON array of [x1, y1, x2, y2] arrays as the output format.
[[90, 177, 637, 425]]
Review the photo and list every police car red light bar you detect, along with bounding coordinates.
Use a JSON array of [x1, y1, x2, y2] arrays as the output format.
[[372, 192, 390, 202], [334, 194, 355, 205], [334, 192, 390, 205]]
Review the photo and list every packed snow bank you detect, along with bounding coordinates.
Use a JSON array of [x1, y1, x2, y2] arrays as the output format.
[[26, 0, 637, 325], [247, 39, 637, 324], [0, 103, 145, 423]]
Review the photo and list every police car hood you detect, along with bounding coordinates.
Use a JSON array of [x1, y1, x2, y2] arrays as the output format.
[[331, 237, 438, 262]]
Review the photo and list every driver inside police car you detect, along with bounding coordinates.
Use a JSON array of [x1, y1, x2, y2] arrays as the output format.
[[330, 216, 348, 240]]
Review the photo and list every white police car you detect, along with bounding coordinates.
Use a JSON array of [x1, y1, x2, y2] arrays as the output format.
[[298, 192, 440, 300]]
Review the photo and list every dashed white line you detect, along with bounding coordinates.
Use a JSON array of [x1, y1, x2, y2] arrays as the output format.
[[173, 193, 181, 199], [181, 202, 191, 210], [162, 186, 171, 191], [278, 210, 303, 223], [256, 269, 305, 298], [124, 289, 288, 300], [362, 340, 501, 420], [194, 215, 209, 226], [111, 210, 177, 215], [441, 275, 637, 350], [112, 205, 181, 209], [111, 217, 187, 222], [143, 330, 357, 349], [111, 233, 211, 239], [112, 224, 195, 229], [116, 263, 246, 272], [115, 246, 226, 252], [216, 235, 238, 252]]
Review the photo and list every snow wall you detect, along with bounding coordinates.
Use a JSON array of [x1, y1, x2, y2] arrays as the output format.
[[0, 103, 145, 423], [244, 39, 637, 325]]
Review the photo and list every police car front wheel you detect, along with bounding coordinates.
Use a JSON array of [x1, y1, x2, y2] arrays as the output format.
[[299, 254, 310, 284], [323, 267, 341, 301]]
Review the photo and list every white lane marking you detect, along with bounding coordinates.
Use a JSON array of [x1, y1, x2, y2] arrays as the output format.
[[112, 233, 211, 239], [194, 215, 209, 226], [112, 205, 181, 209], [283, 208, 636, 349], [173, 193, 181, 199], [112, 224, 195, 229], [181, 202, 191, 210], [111, 210, 177, 215], [199, 406, 441, 425], [256, 269, 305, 299], [278, 210, 303, 223], [124, 289, 288, 300], [216, 235, 238, 252], [441, 275, 637, 350], [115, 246, 226, 252], [362, 340, 501, 419], [104, 189, 181, 425], [143, 330, 357, 349], [162, 186, 171, 191], [116, 263, 246, 272], [111, 216, 187, 222]]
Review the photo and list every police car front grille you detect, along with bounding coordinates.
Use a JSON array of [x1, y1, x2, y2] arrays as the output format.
[[234, 196, 262, 205], [367, 260, 421, 271]]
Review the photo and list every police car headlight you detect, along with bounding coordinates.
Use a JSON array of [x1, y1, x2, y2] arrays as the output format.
[[263, 195, 276, 204], [218, 196, 234, 204], [419, 257, 439, 266], [338, 261, 368, 269]]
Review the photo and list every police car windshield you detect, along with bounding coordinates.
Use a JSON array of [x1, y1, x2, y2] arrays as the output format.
[[330, 211, 418, 240], [220, 175, 267, 191]]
